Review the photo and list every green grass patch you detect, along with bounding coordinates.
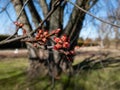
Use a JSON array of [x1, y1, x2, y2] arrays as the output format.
[[0, 58, 28, 90], [0, 57, 120, 90]]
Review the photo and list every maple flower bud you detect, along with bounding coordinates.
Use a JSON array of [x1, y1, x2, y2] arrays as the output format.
[[43, 31, 49, 36], [61, 34, 68, 42], [63, 42, 70, 48], [54, 37, 61, 43], [19, 23, 24, 28], [38, 29, 43, 34], [42, 38, 47, 43], [36, 35, 40, 40], [54, 43, 62, 50]]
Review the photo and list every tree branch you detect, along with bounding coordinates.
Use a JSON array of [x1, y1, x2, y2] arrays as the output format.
[[67, 0, 120, 28], [0, 0, 64, 45], [16, 0, 30, 21], [28, 0, 42, 27]]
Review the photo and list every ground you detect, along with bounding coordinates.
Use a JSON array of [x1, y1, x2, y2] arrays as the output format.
[[0, 49, 27, 59], [0, 47, 120, 90]]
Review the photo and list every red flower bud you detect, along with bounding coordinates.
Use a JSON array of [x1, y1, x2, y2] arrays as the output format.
[[63, 42, 70, 48], [54, 43, 62, 50], [38, 29, 43, 34], [19, 23, 24, 28], [40, 34, 44, 38], [36, 35, 40, 39], [61, 34, 68, 42], [43, 31, 49, 36], [42, 38, 47, 43], [54, 37, 61, 43]]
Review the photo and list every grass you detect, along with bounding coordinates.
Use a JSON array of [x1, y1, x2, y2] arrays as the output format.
[[0, 58, 28, 90], [0, 57, 120, 90]]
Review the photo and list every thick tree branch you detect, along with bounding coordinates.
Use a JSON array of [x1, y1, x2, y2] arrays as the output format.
[[64, 0, 90, 35], [39, 0, 50, 29], [28, 0, 42, 27]]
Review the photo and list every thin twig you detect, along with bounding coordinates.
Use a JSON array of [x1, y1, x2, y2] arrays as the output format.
[[16, 0, 30, 21], [67, 0, 120, 28], [0, 0, 29, 42], [0, 0, 11, 13], [5, 9, 14, 22]]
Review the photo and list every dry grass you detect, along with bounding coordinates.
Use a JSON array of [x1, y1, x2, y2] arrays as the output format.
[[0, 49, 28, 59]]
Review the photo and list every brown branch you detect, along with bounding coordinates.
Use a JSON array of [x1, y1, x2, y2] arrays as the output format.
[[0, 0, 30, 43], [32, 0, 64, 33], [0, 0, 64, 45], [28, 0, 41, 27], [16, 0, 30, 21]]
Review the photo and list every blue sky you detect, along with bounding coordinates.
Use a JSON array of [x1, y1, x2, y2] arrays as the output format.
[[0, 0, 118, 39]]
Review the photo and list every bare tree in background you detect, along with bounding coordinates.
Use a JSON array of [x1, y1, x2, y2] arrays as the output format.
[[113, 3, 120, 49], [98, 0, 120, 49]]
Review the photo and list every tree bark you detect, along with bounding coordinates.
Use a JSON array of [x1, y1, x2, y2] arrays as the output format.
[[12, 1, 49, 90]]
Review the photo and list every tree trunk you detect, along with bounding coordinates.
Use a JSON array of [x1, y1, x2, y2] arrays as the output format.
[[12, 0, 98, 86], [12, 1, 49, 90]]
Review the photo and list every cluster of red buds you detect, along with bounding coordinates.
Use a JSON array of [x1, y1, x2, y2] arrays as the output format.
[[35, 29, 49, 43], [33, 28, 61, 47], [20, 27, 78, 62], [14, 21, 27, 35], [53, 34, 77, 62], [53, 34, 70, 50]]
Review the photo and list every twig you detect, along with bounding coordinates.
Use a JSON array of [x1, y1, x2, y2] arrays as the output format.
[[0, 0, 64, 45], [0, 0, 11, 13], [67, 0, 120, 28], [0, 0, 29, 42], [16, 0, 30, 21]]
